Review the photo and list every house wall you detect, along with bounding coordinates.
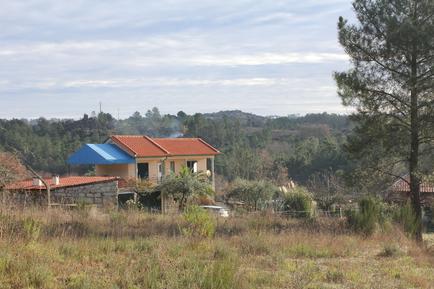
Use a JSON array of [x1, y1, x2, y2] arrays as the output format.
[[163, 156, 211, 175], [136, 158, 162, 182], [94, 156, 214, 188], [95, 164, 135, 179]]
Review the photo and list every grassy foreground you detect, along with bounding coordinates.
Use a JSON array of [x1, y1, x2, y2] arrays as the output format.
[[0, 207, 433, 289]]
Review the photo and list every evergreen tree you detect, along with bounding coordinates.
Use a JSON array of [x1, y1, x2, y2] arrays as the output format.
[[335, 0, 434, 241]]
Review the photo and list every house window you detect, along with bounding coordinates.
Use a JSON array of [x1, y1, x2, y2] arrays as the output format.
[[158, 163, 163, 181], [170, 161, 175, 174], [186, 160, 198, 173], [206, 158, 212, 171], [137, 163, 149, 179]]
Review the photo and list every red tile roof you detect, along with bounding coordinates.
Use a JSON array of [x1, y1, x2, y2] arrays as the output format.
[[111, 135, 167, 157], [5, 176, 119, 191], [110, 135, 220, 157], [391, 177, 434, 193], [152, 138, 220, 156]]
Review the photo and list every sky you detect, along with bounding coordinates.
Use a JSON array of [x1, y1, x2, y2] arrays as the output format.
[[0, 0, 355, 119]]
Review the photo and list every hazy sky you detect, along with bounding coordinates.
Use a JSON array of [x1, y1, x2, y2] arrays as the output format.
[[0, 0, 354, 119]]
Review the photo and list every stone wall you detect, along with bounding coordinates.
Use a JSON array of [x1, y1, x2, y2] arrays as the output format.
[[52, 181, 118, 207], [4, 180, 118, 207]]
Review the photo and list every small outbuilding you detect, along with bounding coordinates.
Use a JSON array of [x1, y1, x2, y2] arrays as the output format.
[[386, 177, 434, 206], [4, 176, 120, 207]]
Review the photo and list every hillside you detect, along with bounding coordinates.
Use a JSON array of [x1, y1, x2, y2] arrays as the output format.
[[0, 109, 352, 188]]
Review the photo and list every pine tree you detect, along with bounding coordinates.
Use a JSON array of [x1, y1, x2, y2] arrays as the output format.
[[335, 0, 434, 241]]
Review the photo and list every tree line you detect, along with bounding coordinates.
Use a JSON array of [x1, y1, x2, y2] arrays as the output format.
[[0, 109, 352, 187]]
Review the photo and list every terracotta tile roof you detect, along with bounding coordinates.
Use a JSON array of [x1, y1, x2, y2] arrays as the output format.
[[390, 177, 434, 193], [152, 138, 220, 156], [5, 176, 119, 191], [111, 135, 168, 157], [110, 135, 220, 157]]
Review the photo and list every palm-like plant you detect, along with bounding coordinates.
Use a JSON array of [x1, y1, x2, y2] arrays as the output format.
[[158, 166, 213, 210]]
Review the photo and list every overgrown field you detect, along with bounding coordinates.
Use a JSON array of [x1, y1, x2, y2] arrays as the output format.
[[0, 207, 433, 289]]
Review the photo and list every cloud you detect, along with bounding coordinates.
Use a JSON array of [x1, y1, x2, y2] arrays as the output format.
[[0, 0, 353, 118], [64, 77, 281, 87], [187, 52, 348, 66], [0, 40, 347, 65], [2, 77, 333, 90]]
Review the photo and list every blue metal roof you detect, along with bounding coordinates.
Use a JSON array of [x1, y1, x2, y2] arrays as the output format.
[[67, 144, 134, 165]]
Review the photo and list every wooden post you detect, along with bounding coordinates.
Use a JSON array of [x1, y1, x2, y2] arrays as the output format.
[[211, 157, 215, 191], [24, 163, 51, 208]]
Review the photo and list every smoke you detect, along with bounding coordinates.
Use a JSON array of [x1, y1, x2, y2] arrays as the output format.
[[168, 131, 183, 138]]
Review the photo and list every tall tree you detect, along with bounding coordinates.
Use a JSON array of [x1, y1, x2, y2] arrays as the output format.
[[335, 0, 434, 241]]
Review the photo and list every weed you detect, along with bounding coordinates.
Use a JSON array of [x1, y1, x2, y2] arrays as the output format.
[[239, 234, 270, 255], [289, 243, 333, 258], [0, 205, 432, 288], [378, 243, 401, 257], [66, 273, 93, 289], [23, 217, 42, 242], [26, 265, 54, 289], [134, 239, 153, 253], [182, 205, 216, 238], [202, 252, 239, 289], [325, 269, 345, 283]]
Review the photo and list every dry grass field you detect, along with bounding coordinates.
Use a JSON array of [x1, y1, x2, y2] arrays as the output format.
[[0, 206, 433, 289]]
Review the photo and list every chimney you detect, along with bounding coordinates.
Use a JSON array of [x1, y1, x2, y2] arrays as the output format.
[[52, 175, 60, 186], [32, 178, 42, 187]]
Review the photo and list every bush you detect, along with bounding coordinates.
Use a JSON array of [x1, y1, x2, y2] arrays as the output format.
[[182, 205, 216, 238], [226, 178, 278, 211], [346, 196, 381, 236], [283, 187, 314, 218], [125, 199, 143, 210], [394, 201, 419, 237], [347, 199, 421, 237], [346, 197, 384, 236]]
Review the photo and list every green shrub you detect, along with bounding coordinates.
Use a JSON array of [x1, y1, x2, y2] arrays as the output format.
[[182, 205, 216, 238], [394, 201, 419, 237], [346, 196, 381, 236], [283, 187, 314, 218], [226, 178, 278, 211]]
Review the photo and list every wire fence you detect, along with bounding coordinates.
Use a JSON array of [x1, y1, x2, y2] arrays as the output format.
[[276, 208, 344, 218]]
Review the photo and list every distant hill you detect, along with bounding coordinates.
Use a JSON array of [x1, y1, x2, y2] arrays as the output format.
[[202, 110, 351, 132], [203, 110, 267, 127]]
